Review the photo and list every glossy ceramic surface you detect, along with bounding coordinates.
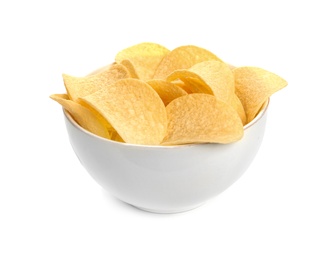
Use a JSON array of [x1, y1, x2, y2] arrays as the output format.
[[64, 100, 269, 213]]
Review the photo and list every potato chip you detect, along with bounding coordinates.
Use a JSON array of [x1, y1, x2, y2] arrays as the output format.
[[166, 70, 213, 94], [162, 94, 244, 145], [63, 63, 130, 102], [119, 59, 139, 79], [146, 79, 187, 106], [153, 45, 222, 80], [50, 94, 110, 139], [231, 94, 247, 125], [51, 94, 124, 141], [115, 42, 170, 81], [75, 98, 122, 141], [167, 60, 234, 101], [188, 60, 234, 101], [80, 78, 167, 145], [233, 67, 287, 123], [53, 93, 69, 100], [166, 60, 246, 124]]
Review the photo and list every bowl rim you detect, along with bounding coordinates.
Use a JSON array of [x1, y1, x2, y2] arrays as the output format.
[[63, 98, 270, 149]]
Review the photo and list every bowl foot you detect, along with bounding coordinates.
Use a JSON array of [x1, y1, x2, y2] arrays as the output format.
[[132, 203, 205, 214]]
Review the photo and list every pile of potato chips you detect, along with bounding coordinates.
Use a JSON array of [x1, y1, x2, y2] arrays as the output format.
[[50, 42, 287, 145]]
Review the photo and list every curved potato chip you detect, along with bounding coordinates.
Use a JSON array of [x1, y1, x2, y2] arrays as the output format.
[[53, 93, 69, 100], [166, 60, 245, 123], [233, 66, 288, 122], [50, 94, 110, 139], [153, 45, 222, 79], [115, 42, 170, 81], [230, 94, 247, 125], [189, 62, 246, 124], [80, 78, 167, 145], [167, 60, 234, 102], [188, 60, 235, 102], [162, 93, 244, 145], [146, 79, 187, 106], [63, 63, 130, 102], [76, 99, 121, 141], [118, 59, 139, 78], [166, 70, 213, 94]]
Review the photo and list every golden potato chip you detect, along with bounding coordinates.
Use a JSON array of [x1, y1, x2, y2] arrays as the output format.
[[50, 94, 110, 139], [115, 42, 170, 81], [165, 72, 207, 95], [80, 78, 167, 145], [166, 70, 213, 94], [231, 94, 247, 125], [63, 63, 131, 102], [233, 67, 288, 123], [53, 93, 69, 100], [162, 94, 244, 145], [146, 79, 187, 106], [119, 59, 139, 79], [75, 98, 123, 142], [165, 60, 246, 123], [167, 60, 234, 101], [153, 45, 222, 79], [188, 61, 234, 101]]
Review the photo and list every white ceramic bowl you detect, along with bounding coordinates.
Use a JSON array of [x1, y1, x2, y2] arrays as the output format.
[[63, 100, 269, 213]]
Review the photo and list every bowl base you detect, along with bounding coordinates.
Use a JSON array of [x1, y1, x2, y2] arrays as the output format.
[[133, 203, 205, 214]]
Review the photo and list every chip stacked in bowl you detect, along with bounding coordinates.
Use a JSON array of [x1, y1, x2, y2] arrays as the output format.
[[50, 42, 287, 145]]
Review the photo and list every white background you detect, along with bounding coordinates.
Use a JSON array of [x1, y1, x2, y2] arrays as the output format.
[[1, 1, 334, 259]]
